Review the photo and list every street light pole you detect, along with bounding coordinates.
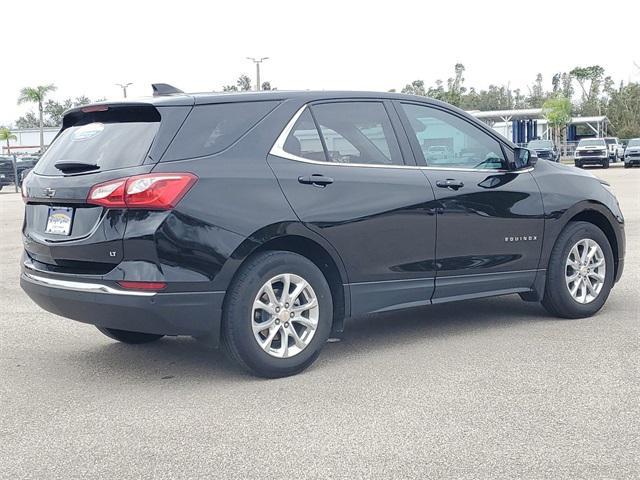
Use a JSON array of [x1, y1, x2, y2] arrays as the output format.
[[246, 57, 269, 91], [116, 82, 133, 98]]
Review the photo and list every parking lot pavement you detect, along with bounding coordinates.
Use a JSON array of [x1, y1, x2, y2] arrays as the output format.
[[1, 168, 638, 480]]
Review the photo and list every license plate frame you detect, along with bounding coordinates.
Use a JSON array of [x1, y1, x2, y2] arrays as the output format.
[[45, 207, 74, 236]]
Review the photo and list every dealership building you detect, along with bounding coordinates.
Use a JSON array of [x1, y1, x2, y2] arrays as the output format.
[[469, 109, 610, 144], [1, 127, 59, 155]]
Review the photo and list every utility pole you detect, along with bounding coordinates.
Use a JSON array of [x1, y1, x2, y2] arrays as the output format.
[[116, 82, 133, 98], [246, 57, 269, 91]]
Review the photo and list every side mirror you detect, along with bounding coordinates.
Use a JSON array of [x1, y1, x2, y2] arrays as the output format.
[[512, 147, 537, 169]]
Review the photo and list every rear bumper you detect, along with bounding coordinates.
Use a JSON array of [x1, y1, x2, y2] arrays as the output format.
[[20, 271, 225, 345]]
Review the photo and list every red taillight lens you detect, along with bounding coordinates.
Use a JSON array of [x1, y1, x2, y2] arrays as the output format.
[[117, 281, 167, 291], [87, 173, 197, 209]]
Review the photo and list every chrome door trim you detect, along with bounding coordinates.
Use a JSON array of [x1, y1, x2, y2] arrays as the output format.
[[269, 105, 533, 174]]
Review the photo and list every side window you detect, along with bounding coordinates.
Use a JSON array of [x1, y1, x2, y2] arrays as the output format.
[[401, 103, 506, 170], [312, 102, 403, 165], [164, 101, 279, 161], [283, 109, 327, 161]]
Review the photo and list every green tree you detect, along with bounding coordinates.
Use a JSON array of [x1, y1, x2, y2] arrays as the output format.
[[237, 75, 252, 91], [570, 65, 606, 115], [401, 80, 427, 96], [15, 112, 39, 129], [0, 127, 17, 155], [542, 96, 572, 148], [445, 63, 466, 107], [17, 84, 57, 152], [605, 82, 640, 138], [44, 96, 92, 126]]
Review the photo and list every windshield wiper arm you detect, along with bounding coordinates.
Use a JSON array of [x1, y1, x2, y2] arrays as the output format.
[[54, 160, 100, 173]]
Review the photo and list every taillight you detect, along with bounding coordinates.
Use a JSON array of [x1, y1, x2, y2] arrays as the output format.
[[87, 173, 197, 209]]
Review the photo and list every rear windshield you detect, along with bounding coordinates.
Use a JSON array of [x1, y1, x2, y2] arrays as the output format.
[[604, 138, 616, 145], [35, 106, 160, 176], [162, 100, 279, 161], [578, 139, 605, 147]]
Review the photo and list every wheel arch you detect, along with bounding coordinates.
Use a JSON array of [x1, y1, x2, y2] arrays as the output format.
[[547, 201, 623, 282], [216, 223, 350, 334]]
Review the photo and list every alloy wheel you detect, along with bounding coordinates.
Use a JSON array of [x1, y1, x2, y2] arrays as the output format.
[[251, 273, 319, 358], [565, 238, 606, 304]]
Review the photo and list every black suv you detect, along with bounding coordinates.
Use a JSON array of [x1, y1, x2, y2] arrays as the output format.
[[20, 89, 625, 377], [526, 139, 559, 162]]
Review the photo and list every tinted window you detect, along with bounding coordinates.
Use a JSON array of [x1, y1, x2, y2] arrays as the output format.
[[401, 103, 506, 169], [164, 101, 279, 161], [283, 109, 326, 161], [311, 102, 403, 165], [35, 121, 159, 176]]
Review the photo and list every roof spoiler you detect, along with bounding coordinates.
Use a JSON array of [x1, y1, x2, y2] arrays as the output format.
[[152, 83, 184, 96]]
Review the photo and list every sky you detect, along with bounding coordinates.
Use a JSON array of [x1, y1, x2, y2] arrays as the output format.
[[3, 0, 639, 126]]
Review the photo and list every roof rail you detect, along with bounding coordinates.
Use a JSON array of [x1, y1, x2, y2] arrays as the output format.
[[152, 83, 184, 96]]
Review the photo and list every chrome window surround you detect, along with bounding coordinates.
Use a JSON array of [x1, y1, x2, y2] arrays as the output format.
[[22, 272, 157, 297], [270, 105, 533, 174]]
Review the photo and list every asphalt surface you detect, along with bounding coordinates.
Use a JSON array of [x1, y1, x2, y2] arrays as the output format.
[[1, 166, 638, 479]]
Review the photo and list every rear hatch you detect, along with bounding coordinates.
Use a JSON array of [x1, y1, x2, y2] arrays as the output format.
[[22, 102, 191, 275]]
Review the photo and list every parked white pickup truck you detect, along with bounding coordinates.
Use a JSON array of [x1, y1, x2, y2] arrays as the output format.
[[604, 137, 624, 161]]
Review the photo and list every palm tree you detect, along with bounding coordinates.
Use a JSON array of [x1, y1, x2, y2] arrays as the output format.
[[17, 84, 57, 152], [0, 127, 17, 155], [0, 127, 18, 191]]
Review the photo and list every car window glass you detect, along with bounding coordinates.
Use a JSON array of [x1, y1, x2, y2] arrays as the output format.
[[401, 103, 506, 170], [164, 101, 279, 161], [311, 102, 403, 165], [283, 109, 326, 161]]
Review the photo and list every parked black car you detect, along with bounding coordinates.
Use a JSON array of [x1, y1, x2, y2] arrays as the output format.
[[0, 155, 16, 190], [526, 139, 559, 162], [20, 89, 625, 377], [16, 156, 40, 182]]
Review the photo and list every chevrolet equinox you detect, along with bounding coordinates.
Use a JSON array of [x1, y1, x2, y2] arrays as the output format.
[[20, 87, 626, 377]]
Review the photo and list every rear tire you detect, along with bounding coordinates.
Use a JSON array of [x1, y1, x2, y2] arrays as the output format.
[[96, 327, 164, 344], [541, 221, 614, 319], [222, 251, 332, 378]]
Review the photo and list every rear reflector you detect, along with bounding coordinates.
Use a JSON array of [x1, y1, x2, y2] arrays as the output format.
[[117, 281, 167, 291], [87, 173, 197, 209]]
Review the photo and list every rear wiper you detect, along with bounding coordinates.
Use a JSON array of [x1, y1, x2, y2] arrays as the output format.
[[54, 160, 100, 173]]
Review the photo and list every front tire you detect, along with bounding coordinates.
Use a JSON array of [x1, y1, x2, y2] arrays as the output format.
[[541, 221, 614, 319], [96, 327, 164, 344], [222, 251, 333, 378], [602, 159, 610, 168]]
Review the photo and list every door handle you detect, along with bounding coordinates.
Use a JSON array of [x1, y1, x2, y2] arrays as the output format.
[[436, 179, 464, 190], [298, 174, 334, 187]]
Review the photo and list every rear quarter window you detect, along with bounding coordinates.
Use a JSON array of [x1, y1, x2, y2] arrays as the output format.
[[162, 101, 280, 161]]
